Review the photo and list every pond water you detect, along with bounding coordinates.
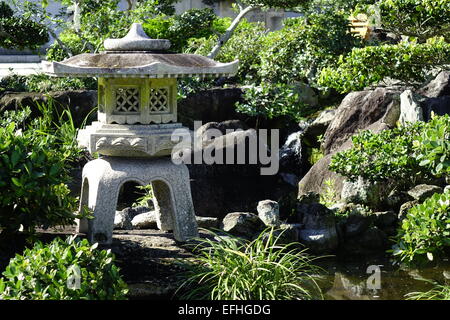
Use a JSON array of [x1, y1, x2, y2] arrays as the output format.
[[317, 254, 450, 300]]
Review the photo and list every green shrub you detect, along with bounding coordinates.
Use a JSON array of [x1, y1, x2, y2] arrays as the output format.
[[0, 1, 49, 50], [259, 11, 362, 85], [373, 0, 450, 41], [329, 123, 429, 185], [392, 190, 450, 265], [318, 37, 450, 93], [45, 30, 85, 62], [177, 228, 323, 300], [0, 105, 83, 236], [0, 236, 128, 300], [236, 82, 312, 121], [413, 114, 450, 178], [0, 73, 96, 92]]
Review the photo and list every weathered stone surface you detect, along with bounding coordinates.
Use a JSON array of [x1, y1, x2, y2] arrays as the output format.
[[298, 192, 321, 205], [398, 200, 419, 220], [297, 202, 338, 253], [178, 88, 244, 128], [399, 90, 424, 125], [341, 177, 388, 209], [298, 121, 391, 202], [322, 88, 400, 155], [344, 213, 372, 238], [421, 96, 450, 121], [373, 211, 397, 228], [131, 211, 158, 229], [418, 71, 450, 98], [257, 200, 280, 227], [195, 216, 219, 229], [194, 120, 248, 146], [114, 210, 132, 230], [0, 90, 97, 127], [221, 212, 265, 238], [407, 184, 443, 202], [303, 108, 336, 147], [77, 157, 198, 244]]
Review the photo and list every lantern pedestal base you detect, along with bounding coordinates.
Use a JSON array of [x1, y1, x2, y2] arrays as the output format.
[[77, 156, 198, 244]]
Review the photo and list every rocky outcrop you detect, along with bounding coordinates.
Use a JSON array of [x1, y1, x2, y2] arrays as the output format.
[[302, 108, 336, 148], [418, 71, 450, 98], [221, 212, 265, 238], [257, 200, 280, 227], [407, 184, 443, 202], [322, 88, 400, 155]]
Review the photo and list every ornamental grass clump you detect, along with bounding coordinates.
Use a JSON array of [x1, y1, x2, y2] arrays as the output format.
[[177, 228, 324, 300], [0, 236, 128, 300]]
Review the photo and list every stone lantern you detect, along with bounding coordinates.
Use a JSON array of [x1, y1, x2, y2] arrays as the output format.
[[42, 23, 238, 244]]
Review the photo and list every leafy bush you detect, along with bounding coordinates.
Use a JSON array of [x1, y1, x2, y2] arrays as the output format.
[[319, 37, 450, 93], [177, 228, 323, 300], [373, 0, 450, 41], [0, 105, 84, 237], [0, 73, 96, 92], [259, 11, 362, 85], [0, 1, 49, 50], [392, 190, 450, 265], [236, 82, 312, 121], [329, 123, 428, 185], [45, 30, 86, 62], [413, 114, 450, 178], [0, 236, 128, 300]]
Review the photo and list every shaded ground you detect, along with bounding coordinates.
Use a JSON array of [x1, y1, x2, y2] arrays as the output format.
[[0, 225, 213, 300]]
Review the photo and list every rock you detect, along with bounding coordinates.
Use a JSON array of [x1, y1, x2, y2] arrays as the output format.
[[322, 88, 400, 155], [398, 200, 419, 220], [298, 121, 391, 202], [221, 212, 265, 238], [257, 200, 280, 227], [0, 90, 98, 128], [384, 189, 412, 213], [421, 96, 450, 121], [341, 177, 388, 209], [344, 213, 372, 238], [178, 88, 244, 129], [297, 202, 339, 253], [303, 108, 336, 147], [399, 90, 425, 125], [194, 120, 249, 146], [373, 211, 397, 228], [418, 71, 450, 98], [298, 191, 321, 205], [291, 81, 319, 107], [407, 184, 443, 202], [131, 211, 158, 229], [358, 227, 387, 250], [114, 210, 132, 230], [278, 223, 300, 243], [195, 216, 219, 229]]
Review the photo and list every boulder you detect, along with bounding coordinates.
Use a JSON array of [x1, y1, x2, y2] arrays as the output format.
[[178, 88, 244, 128], [221, 212, 265, 238], [297, 202, 339, 253], [398, 200, 419, 220], [322, 87, 400, 155], [417, 71, 450, 98], [341, 176, 389, 209], [114, 210, 132, 230], [303, 108, 336, 147], [399, 90, 424, 125], [194, 120, 248, 146], [344, 213, 372, 238], [195, 216, 219, 229], [421, 96, 450, 121], [407, 184, 443, 202], [257, 200, 280, 227], [373, 211, 397, 229], [0, 90, 98, 127], [131, 211, 158, 229]]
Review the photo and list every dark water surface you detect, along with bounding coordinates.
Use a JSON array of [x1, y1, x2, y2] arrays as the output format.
[[316, 254, 450, 300]]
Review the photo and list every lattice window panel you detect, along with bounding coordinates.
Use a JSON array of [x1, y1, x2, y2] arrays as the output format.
[[149, 88, 170, 113], [115, 87, 140, 113]]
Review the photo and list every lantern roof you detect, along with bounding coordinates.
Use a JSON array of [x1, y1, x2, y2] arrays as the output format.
[[41, 23, 238, 78]]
